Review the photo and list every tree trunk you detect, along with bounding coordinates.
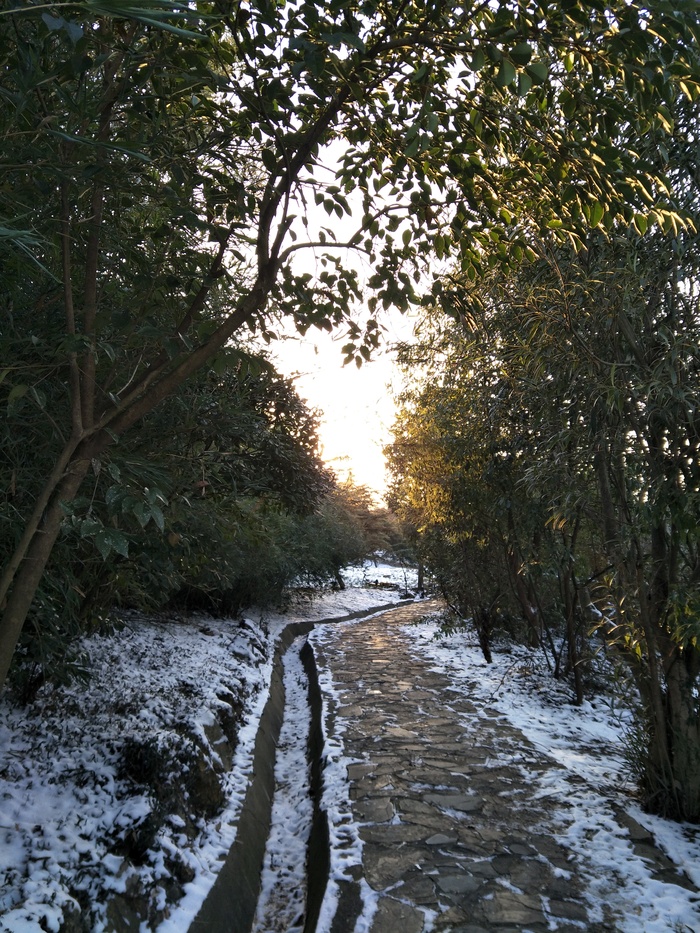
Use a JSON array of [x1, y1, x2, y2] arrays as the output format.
[[664, 648, 700, 821], [473, 607, 493, 664], [633, 561, 680, 817], [562, 568, 584, 705], [0, 456, 92, 688], [0, 274, 273, 689], [505, 511, 541, 647], [506, 545, 541, 647]]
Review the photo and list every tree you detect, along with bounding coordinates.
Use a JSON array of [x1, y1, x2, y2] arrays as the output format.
[[5, 348, 337, 692], [387, 310, 562, 665], [462, 95, 700, 821], [388, 86, 700, 815], [1, 0, 699, 687]]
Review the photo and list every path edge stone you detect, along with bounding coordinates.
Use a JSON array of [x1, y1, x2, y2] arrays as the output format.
[[189, 599, 414, 933]]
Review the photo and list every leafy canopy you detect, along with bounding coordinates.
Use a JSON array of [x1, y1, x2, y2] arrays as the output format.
[[1, 0, 699, 689]]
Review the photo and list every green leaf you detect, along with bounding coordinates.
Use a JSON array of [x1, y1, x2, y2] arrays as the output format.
[[261, 148, 277, 171], [655, 105, 674, 133], [7, 384, 28, 409], [133, 501, 151, 528], [29, 386, 47, 409], [95, 528, 130, 560], [587, 201, 605, 228], [510, 43, 531, 66], [495, 59, 516, 88], [80, 518, 102, 538], [41, 12, 83, 41], [405, 135, 420, 159], [150, 505, 165, 532], [105, 486, 121, 508], [41, 13, 65, 31], [526, 61, 548, 84], [679, 80, 697, 102], [633, 214, 648, 236], [319, 32, 366, 52], [47, 130, 151, 163], [410, 63, 429, 83], [517, 72, 533, 96], [85, 1, 207, 40]]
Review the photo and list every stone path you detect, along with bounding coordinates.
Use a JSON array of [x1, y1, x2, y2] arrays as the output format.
[[309, 600, 687, 933]]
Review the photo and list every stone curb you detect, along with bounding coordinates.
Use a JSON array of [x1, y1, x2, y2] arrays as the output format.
[[189, 599, 413, 933]]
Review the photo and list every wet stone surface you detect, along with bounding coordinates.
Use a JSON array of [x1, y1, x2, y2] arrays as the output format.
[[312, 600, 627, 933]]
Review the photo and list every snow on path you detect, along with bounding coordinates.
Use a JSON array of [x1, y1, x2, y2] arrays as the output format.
[[11, 564, 698, 933], [404, 618, 700, 933], [0, 566, 415, 933], [308, 616, 387, 933], [258, 601, 700, 933], [250, 637, 312, 933]]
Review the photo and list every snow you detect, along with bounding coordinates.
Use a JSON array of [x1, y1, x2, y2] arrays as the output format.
[[0, 564, 413, 933], [308, 614, 390, 933], [1, 613, 272, 933], [2, 564, 699, 933], [404, 618, 700, 933], [251, 638, 312, 933]]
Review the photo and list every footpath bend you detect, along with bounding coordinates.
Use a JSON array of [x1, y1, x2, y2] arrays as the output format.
[[307, 600, 685, 933]]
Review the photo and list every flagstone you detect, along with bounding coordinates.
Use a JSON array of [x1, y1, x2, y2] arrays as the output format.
[[363, 847, 427, 890], [435, 873, 484, 896], [423, 792, 484, 813], [309, 601, 614, 932], [370, 895, 425, 933]]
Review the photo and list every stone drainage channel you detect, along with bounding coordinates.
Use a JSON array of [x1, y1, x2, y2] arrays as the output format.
[[190, 600, 700, 933], [189, 602, 408, 933]]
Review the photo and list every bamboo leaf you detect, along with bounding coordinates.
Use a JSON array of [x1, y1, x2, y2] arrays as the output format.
[[48, 129, 151, 162]]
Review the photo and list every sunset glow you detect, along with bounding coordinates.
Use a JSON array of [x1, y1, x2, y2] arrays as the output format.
[[272, 327, 407, 501]]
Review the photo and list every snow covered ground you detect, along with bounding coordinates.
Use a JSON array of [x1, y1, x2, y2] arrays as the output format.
[[0, 563, 414, 933], [404, 616, 700, 933], [2, 563, 699, 933]]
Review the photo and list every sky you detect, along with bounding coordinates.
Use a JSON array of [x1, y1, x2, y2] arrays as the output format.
[[271, 316, 413, 502], [266, 140, 425, 502]]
